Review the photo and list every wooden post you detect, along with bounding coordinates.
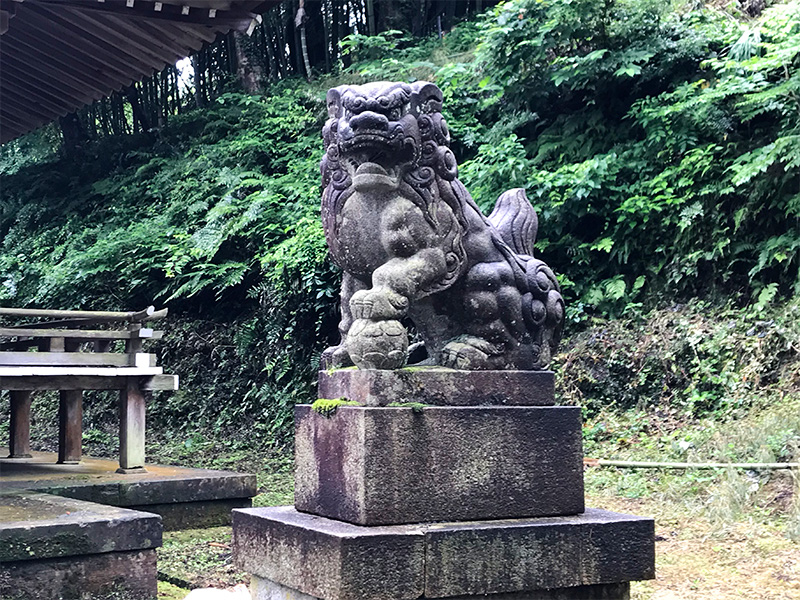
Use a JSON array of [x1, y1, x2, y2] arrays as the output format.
[[57, 338, 82, 464], [8, 390, 33, 458], [57, 389, 82, 464], [118, 377, 146, 473]]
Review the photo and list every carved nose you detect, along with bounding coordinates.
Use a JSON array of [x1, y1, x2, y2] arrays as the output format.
[[350, 111, 388, 132]]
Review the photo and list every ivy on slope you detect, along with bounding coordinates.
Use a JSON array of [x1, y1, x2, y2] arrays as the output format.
[[0, 83, 339, 443], [2, 1, 800, 442], [463, 0, 800, 317]]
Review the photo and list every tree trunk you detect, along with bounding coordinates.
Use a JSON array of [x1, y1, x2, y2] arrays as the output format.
[[296, 0, 313, 80], [125, 84, 150, 133], [59, 112, 87, 157], [192, 54, 205, 108], [234, 31, 265, 94]]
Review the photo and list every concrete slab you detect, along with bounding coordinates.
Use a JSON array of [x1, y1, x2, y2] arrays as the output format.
[[318, 367, 555, 406], [0, 490, 161, 562], [295, 405, 584, 525], [0, 491, 160, 599], [1, 451, 257, 529], [232, 506, 654, 600]]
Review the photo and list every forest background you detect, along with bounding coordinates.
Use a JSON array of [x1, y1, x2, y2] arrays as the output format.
[[1, 0, 800, 528], [2, 0, 800, 595]]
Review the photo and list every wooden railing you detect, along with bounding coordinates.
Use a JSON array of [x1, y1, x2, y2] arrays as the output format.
[[1, 306, 178, 473]]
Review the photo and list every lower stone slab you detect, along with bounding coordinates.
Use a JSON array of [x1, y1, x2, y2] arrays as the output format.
[[252, 577, 631, 600], [0, 548, 157, 600], [1, 451, 257, 530], [232, 506, 654, 600], [0, 491, 161, 562], [130, 498, 252, 531]]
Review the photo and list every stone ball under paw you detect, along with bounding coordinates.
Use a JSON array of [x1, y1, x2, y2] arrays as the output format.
[[347, 319, 408, 370]]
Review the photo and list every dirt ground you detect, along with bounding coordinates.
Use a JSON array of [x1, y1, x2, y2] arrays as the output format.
[[591, 494, 799, 600], [157, 475, 800, 599]]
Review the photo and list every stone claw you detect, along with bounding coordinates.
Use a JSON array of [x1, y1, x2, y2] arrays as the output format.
[[350, 287, 409, 320], [441, 336, 501, 370], [321, 344, 354, 370]]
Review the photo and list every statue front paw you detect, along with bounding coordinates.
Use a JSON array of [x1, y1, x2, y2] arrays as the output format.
[[350, 287, 409, 320], [441, 335, 502, 370], [346, 319, 408, 370], [321, 344, 354, 370]]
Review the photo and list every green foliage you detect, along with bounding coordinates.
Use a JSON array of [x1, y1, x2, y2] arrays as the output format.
[[460, 0, 800, 316], [3, 1, 800, 445], [554, 298, 800, 420]]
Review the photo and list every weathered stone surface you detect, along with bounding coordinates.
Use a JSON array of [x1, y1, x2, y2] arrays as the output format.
[[320, 81, 564, 371], [0, 548, 157, 600], [130, 498, 252, 531], [232, 507, 653, 600], [423, 510, 655, 597], [233, 506, 425, 600], [0, 491, 161, 562], [251, 577, 630, 600], [318, 367, 554, 406], [294, 404, 583, 525], [1, 452, 257, 530]]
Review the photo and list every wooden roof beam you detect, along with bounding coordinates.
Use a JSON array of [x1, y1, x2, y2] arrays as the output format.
[[56, 6, 189, 67], [6, 32, 131, 95], [135, 18, 215, 48], [34, 0, 261, 30], [0, 93, 56, 125], [0, 106, 44, 137], [19, 5, 160, 79], [1, 51, 108, 104]]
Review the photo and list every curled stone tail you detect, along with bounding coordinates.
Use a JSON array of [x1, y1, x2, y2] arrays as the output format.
[[487, 188, 538, 257]]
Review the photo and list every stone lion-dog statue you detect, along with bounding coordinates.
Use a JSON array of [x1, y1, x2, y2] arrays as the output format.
[[320, 81, 564, 371]]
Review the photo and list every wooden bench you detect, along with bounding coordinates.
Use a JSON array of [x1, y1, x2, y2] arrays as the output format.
[[1, 306, 178, 473]]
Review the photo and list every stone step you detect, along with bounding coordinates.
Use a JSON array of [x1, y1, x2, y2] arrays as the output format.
[[0, 490, 162, 599], [232, 506, 655, 600]]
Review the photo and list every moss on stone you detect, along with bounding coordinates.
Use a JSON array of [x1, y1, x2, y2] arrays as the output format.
[[311, 398, 359, 417]]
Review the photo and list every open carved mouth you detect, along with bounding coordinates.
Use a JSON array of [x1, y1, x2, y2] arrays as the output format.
[[340, 132, 396, 152]]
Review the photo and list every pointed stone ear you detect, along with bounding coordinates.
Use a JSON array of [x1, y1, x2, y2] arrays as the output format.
[[327, 88, 343, 119], [411, 82, 443, 114]]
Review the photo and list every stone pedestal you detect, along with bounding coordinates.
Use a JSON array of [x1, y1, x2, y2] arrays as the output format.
[[233, 369, 655, 600], [295, 405, 584, 525]]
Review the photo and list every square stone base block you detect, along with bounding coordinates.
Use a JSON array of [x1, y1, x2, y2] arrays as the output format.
[[295, 405, 584, 525], [252, 576, 632, 600], [232, 506, 654, 600], [1, 491, 161, 599], [318, 368, 555, 407]]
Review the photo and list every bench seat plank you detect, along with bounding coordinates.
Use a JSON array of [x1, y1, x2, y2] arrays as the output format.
[[0, 372, 177, 391], [0, 352, 157, 367], [0, 328, 163, 340]]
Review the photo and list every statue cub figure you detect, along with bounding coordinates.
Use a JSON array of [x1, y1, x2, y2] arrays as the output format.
[[321, 81, 564, 371]]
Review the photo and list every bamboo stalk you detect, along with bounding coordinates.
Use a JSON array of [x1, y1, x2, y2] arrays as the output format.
[[585, 458, 800, 470]]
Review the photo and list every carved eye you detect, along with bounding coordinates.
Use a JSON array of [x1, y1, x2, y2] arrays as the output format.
[[352, 97, 365, 111], [388, 108, 401, 120]]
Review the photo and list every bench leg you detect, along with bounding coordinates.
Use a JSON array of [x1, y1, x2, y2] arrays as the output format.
[[118, 378, 146, 473], [58, 390, 83, 464], [9, 390, 33, 458]]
